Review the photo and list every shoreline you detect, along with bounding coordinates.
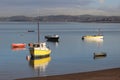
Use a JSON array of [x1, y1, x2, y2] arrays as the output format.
[[16, 68, 120, 80]]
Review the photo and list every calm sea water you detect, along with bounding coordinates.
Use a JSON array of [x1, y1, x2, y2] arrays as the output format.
[[0, 22, 120, 80]]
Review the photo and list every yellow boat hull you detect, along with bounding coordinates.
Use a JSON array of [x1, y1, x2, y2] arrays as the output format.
[[82, 35, 103, 40], [29, 48, 51, 57]]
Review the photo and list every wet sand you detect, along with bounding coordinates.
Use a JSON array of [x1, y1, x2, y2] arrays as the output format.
[[16, 68, 120, 80]]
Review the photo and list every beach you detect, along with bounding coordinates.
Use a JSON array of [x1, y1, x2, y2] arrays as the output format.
[[17, 68, 120, 80]]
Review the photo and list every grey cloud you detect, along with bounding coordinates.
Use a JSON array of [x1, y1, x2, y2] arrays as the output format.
[[0, 0, 120, 16], [0, 0, 94, 7]]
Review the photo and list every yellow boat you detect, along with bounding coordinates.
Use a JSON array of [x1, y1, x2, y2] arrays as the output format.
[[82, 29, 104, 40], [29, 42, 51, 57], [83, 36, 103, 44], [82, 35, 104, 40], [28, 22, 51, 57]]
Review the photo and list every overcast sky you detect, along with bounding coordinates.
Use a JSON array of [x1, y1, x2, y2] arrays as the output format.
[[0, 0, 120, 17]]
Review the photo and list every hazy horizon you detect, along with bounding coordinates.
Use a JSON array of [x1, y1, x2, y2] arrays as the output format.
[[0, 0, 120, 17]]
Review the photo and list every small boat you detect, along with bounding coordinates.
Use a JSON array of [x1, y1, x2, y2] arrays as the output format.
[[28, 30, 35, 32], [82, 29, 104, 40], [45, 35, 59, 42], [93, 52, 107, 59], [82, 35, 103, 40], [28, 22, 51, 58], [11, 43, 26, 48], [83, 37, 103, 43]]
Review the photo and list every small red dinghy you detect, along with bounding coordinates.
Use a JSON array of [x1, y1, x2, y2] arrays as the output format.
[[11, 43, 26, 48]]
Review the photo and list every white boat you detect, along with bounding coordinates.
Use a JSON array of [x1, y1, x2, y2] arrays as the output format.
[[28, 22, 51, 58], [82, 36, 103, 43], [82, 29, 104, 40], [82, 35, 103, 40]]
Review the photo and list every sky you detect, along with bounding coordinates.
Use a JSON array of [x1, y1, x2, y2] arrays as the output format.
[[0, 0, 120, 17]]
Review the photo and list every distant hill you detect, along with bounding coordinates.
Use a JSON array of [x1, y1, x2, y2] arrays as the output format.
[[0, 15, 120, 23]]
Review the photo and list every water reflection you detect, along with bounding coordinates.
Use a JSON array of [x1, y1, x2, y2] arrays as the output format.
[[46, 41, 59, 47], [11, 47, 26, 51], [82, 38, 103, 46], [26, 56, 51, 76]]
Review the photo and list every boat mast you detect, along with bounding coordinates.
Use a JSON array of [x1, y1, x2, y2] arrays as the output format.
[[37, 9, 40, 43], [38, 19, 40, 43], [98, 28, 101, 35]]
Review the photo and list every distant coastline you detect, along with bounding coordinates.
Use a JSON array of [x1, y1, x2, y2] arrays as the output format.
[[0, 15, 120, 23]]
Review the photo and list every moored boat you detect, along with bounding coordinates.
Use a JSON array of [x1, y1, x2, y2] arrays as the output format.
[[82, 35, 103, 40], [28, 21, 51, 58], [28, 42, 51, 57], [82, 29, 104, 40], [28, 30, 35, 32], [93, 52, 107, 58], [11, 43, 26, 48], [45, 35, 59, 42], [83, 36, 103, 43]]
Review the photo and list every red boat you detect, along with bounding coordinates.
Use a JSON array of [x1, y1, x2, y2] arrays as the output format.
[[11, 43, 26, 48]]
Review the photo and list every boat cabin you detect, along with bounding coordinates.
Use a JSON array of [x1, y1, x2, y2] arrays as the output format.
[[28, 42, 47, 48]]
